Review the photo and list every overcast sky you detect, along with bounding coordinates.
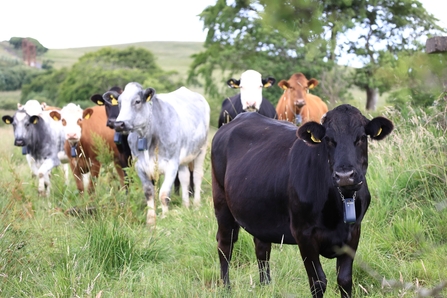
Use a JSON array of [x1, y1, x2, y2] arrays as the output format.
[[0, 0, 445, 49]]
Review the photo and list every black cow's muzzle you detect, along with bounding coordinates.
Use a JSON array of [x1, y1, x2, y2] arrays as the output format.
[[334, 170, 363, 191], [106, 119, 116, 129]]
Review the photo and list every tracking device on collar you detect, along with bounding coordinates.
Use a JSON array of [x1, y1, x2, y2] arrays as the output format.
[[137, 137, 147, 151], [22, 146, 28, 155], [70, 146, 77, 157], [343, 198, 356, 224], [114, 132, 122, 144]]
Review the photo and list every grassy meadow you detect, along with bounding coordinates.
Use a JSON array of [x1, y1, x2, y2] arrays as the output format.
[[1, 91, 447, 297], [1, 41, 447, 297]]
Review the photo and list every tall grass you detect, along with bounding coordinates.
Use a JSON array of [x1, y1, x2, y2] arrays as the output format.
[[1, 96, 447, 297]]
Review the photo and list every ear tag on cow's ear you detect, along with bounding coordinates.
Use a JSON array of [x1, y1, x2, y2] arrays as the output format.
[[281, 85, 288, 90], [96, 100, 104, 106], [52, 116, 59, 121], [5, 119, 11, 124], [32, 118, 38, 124], [114, 132, 123, 144], [343, 198, 356, 224], [137, 137, 148, 151], [374, 127, 382, 137], [70, 145, 77, 157], [307, 130, 321, 143], [110, 95, 118, 106], [22, 146, 28, 155]]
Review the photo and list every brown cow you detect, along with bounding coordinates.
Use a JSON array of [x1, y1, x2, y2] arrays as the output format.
[[50, 103, 125, 193], [276, 73, 328, 125]]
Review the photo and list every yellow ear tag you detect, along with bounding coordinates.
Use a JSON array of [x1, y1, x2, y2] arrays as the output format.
[[146, 94, 152, 102], [52, 116, 59, 121], [263, 82, 271, 88], [5, 119, 11, 124], [374, 127, 382, 137], [281, 85, 288, 90], [84, 114, 91, 120], [32, 118, 38, 124], [307, 130, 321, 143], [309, 84, 314, 89], [97, 100, 104, 106], [110, 95, 118, 106]]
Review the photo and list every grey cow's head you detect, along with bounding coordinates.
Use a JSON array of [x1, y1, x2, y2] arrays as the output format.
[[113, 82, 155, 133], [2, 110, 44, 147], [297, 104, 393, 194]]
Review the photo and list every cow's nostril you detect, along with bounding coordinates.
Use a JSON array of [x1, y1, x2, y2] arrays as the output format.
[[335, 170, 355, 186]]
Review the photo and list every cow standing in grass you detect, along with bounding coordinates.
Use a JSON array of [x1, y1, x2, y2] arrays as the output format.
[[50, 103, 125, 193], [108, 83, 210, 225], [218, 69, 277, 127], [211, 104, 393, 297], [2, 101, 68, 196]]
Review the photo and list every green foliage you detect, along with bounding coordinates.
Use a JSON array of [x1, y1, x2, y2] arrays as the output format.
[[9, 37, 48, 55], [0, 64, 41, 91], [20, 67, 69, 105]]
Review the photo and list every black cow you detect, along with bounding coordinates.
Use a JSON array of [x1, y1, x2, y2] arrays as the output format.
[[218, 69, 277, 128], [211, 104, 393, 297], [90, 87, 132, 187]]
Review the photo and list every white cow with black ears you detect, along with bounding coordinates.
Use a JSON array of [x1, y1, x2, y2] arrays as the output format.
[[105, 83, 210, 225]]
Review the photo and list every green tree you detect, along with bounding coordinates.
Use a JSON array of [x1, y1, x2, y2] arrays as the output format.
[[342, 0, 444, 110], [21, 68, 69, 104], [9, 37, 48, 55], [188, 0, 333, 109]]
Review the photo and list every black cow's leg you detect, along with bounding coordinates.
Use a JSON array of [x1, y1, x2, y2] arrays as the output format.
[[336, 254, 354, 298], [299, 244, 327, 298], [216, 209, 240, 287], [336, 227, 360, 298], [254, 237, 272, 284]]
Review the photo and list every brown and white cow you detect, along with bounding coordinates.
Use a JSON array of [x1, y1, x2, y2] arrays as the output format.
[[50, 103, 125, 193], [276, 73, 328, 125]]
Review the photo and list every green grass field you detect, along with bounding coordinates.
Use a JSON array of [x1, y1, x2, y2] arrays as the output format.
[[1, 97, 447, 297]]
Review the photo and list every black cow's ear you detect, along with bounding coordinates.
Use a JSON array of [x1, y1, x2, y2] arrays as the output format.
[[365, 117, 394, 140], [91, 94, 105, 106], [262, 77, 276, 88], [103, 91, 120, 106], [227, 79, 240, 89], [2, 115, 13, 125], [29, 115, 40, 125], [143, 87, 156, 102], [297, 122, 326, 145]]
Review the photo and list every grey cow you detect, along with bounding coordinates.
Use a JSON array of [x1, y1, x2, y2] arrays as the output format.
[[2, 103, 68, 196], [105, 83, 210, 225]]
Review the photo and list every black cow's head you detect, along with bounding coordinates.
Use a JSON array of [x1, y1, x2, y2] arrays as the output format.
[[90, 86, 123, 129], [297, 104, 393, 194]]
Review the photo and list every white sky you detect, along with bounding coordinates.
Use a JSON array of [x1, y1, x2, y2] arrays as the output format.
[[0, 0, 445, 50]]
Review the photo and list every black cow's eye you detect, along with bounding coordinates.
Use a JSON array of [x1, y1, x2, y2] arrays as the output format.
[[326, 138, 336, 147], [135, 99, 141, 105], [355, 135, 367, 146]]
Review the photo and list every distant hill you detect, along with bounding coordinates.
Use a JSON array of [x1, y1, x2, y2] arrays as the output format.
[[0, 40, 205, 78]]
